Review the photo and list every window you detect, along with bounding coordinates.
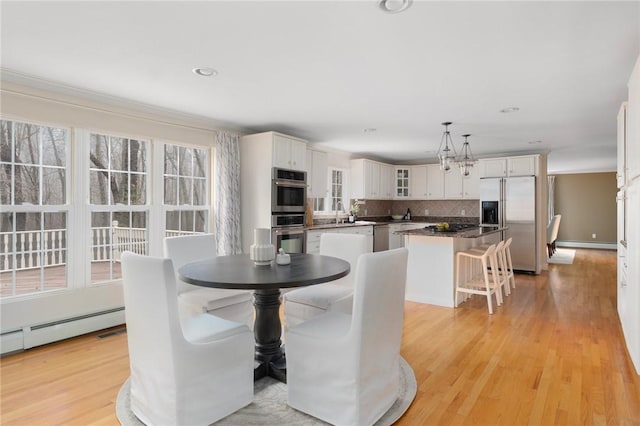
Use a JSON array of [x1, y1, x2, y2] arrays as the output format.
[[163, 144, 209, 236], [1, 122, 212, 298], [330, 168, 345, 211], [89, 132, 149, 284], [0, 119, 70, 297], [311, 167, 347, 214]]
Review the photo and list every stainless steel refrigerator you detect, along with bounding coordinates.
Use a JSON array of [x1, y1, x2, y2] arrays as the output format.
[[479, 176, 537, 272]]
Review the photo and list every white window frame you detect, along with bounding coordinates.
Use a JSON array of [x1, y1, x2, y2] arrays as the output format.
[[0, 117, 73, 298], [79, 129, 151, 285], [158, 141, 211, 238], [314, 167, 348, 215]]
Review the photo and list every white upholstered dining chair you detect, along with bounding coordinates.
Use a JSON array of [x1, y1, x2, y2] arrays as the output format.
[[283, 233, 369, 329], [121, 252, 254, 426], [547, 214, 562, 257], [285, 248, 409, 425], [163, 233, 253, 327]]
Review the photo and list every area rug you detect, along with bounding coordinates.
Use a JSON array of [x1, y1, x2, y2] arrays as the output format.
[[548, 248, 576, 265], [116, 357, 417, 425]]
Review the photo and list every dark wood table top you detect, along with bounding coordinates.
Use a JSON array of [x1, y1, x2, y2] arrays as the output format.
[[178, 253, 350, 290]]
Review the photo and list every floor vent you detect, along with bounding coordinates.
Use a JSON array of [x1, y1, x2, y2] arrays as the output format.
[[96, 327, 127, 339]]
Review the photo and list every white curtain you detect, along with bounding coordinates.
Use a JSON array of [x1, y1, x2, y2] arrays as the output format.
[[547, 175, 555, 225], [214, 131, 242, 255]]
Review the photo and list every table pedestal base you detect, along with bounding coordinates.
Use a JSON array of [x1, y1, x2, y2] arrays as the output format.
[[253, 289, 287, 383]]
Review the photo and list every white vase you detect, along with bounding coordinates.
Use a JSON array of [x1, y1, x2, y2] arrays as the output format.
[[250, 228, 275, 265]]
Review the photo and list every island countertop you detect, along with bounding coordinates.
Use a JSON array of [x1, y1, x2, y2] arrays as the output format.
[[397, 225, 506, 239]]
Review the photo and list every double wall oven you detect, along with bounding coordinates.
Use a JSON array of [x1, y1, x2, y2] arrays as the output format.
[[271, 168, 306, 254]]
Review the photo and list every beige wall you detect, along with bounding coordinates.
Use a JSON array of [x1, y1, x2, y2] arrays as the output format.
[[553, 172, 617, 243]]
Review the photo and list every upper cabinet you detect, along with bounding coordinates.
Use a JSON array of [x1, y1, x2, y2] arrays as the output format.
[[462, 166, 480, 198], [350, 159, 480, 200], [479, 155, 538, 178], [306, 149, 328, 198], [618, 103, 628, 188], [379, 164, 393, 199], [410, 165, 428, 199], [273, 133, 307, 170], [395, 167, 410, 198], [426, 164, 444, 199], [351, 159, 389, 199], [627, 58, 640, 182]]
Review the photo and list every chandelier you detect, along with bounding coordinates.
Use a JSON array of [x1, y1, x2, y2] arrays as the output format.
[[437, 122, 457, 172], [457, 134, 476, 177]]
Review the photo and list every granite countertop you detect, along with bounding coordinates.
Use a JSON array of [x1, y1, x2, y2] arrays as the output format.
[[306, 216, 480, 231], [398, 225, 506, 239], [306, 220, 377, 230]]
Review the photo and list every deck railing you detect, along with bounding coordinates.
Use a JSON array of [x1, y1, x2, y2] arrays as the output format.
[[0, 225, 199, 272]]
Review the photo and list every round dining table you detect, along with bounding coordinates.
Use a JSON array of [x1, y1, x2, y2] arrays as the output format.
[[178, 253, 350, 383]]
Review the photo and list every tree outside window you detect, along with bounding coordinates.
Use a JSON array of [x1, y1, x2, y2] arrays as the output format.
[[0, 119, 69, 297]]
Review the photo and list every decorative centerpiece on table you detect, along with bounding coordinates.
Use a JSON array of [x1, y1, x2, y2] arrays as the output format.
[[348, 199, 362, 223]]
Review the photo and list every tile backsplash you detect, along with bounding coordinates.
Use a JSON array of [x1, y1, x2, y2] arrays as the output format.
[[353, 199, 479, 218]]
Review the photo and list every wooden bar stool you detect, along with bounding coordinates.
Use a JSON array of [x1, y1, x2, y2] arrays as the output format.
[[455, 244, 503, 314]]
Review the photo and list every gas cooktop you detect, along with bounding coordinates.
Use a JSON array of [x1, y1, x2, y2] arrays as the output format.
[[424, 224, 479, 233]]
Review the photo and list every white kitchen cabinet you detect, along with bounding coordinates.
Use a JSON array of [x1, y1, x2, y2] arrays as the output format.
[[478, 158, 507, 177], [306, 149, 328, 198], [462, 166, 480, 198], [507, 156, 537, 176], [444, 170, 463, 199], [366, 161, 381, 198], [426, 164, 444, 199], [395, 167, 410, 198], [618, 54, 640, 375], [380, 164, 393, 199], [620, 181, 639, 373], [273, 133, 307, 170], [410, 166, 428, 199], [627, 57, 640, 182], [479, 155, 537, 178], [351, 159, 389, 199], [618, 103, 628, 188], [306, 226, 373, 254]]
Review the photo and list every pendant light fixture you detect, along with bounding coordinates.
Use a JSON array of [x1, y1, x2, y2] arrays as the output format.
[[457, 134, 476, 177], [437, 122, 457, 172]]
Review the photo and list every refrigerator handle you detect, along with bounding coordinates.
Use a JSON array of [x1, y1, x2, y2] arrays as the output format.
[[501, 178, 506, 227]]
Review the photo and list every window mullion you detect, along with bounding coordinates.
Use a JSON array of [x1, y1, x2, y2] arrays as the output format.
[[71, 129, 89, 289], [148, 140, 164, 257]]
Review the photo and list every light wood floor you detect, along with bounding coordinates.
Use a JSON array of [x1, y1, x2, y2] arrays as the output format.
[[1, 249, 639, 425]]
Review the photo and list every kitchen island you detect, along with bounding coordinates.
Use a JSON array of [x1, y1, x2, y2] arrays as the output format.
[[397, 225, 505, 308]]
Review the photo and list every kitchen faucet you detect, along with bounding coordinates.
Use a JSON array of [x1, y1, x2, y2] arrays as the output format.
[[335, 200, 344, 224]]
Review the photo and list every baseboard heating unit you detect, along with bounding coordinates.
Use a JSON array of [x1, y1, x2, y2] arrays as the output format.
[[1, 307, 125, 355]]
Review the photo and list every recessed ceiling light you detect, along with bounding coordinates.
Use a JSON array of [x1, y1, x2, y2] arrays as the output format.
[[364, 128, 377, 133], [192, 67, 218, 77], [528, 140, 543, 145], [378, 0, 412, 14], [500, 106, 520, 113]]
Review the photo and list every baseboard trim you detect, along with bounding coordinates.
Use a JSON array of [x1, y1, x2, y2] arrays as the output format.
[[556, 241, 617, 250]]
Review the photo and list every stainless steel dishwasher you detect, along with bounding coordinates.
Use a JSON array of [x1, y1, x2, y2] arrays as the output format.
[[373, 224, 389, 252]]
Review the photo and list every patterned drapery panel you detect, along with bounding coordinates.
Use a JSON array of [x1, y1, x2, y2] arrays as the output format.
[[214, 131, 242, 255], [547, 175, 555, 225]]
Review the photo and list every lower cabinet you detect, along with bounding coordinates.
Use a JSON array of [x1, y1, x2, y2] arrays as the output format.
[[306, 226, 374, 254]]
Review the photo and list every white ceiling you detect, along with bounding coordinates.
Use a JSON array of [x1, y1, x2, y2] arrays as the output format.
[[1, 1, 639, 174]]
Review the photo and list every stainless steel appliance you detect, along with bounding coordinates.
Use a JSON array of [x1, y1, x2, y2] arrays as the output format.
[[271, 213, 306, 254], [271, 168, 307, 213], [373, 224, 389, 252], [479, 176, 536, 272], [272, 226, 306, 254]]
